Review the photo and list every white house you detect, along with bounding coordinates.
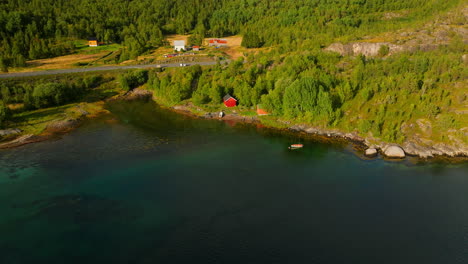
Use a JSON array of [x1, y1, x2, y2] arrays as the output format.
[[174, 40, 186, 51]]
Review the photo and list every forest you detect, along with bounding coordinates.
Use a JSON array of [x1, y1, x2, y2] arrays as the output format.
[[0, 0, 463, 69], [145, 41, 466, 143], [0, 0, 466, 146]]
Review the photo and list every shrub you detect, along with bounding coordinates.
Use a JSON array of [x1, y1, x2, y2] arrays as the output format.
[[30, 82, 87, 109], [119, 70, 148, 91], [378, 45, 390, 57], [32, 83, 68, 108], [0, 100, 10, 128], [358, 119, 372, 133], [242, 32, 264, 48], [83, 75, 103, 89], [118, 74, 130, 91]]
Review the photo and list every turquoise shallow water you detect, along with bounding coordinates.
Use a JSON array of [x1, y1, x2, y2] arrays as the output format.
[[0, 100, 467, 264]]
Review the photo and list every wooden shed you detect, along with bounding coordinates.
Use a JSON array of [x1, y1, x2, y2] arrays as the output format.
[[256, 104, 269, 116], [88, 37, 99, 47], [223, 94, 237, 107]]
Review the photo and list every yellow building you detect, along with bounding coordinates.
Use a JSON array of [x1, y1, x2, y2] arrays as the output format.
[[88, 38, 98, 47]]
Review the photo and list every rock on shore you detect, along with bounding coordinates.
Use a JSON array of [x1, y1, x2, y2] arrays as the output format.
[[124, 88, 153, 100], [0, 128, 22, 137], [365, 148, 378, 157], [46, 119, 81, 132], [383, 145, 406, 158], [0, 134, 46, 149]]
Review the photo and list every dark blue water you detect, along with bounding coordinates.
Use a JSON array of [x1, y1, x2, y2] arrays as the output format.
[[0, 100, 467, 264]]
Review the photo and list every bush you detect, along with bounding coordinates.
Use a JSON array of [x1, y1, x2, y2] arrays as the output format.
[[378, 45, 390, 57], [118, 75, 131, 91], [242, 32, 264, 48], [358, 119, 372, 133], [30, 82, 87, 109], [119, 70, 148, 91], [32, 83, 68, 108], [0, 100, 10, 128], [83, 75, 103, 89]]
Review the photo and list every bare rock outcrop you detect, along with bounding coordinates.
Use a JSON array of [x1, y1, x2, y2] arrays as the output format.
[[0, 128, 22, 137], [325, 6, 468, 58], [325, 42, 403, 56], [124, 88, 153, 100], [46, 119, 81, 132], [402, 141, 468, 158]]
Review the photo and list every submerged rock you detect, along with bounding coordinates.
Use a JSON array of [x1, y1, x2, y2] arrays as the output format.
[[383, 145, 406, 158], [365, 148, 378, 157]]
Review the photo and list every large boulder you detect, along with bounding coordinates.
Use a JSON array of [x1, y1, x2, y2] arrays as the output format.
[[383, 145, 406, 158], [365, 148, 378, 157]]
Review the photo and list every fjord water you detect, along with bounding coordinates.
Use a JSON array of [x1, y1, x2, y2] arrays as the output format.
[[0, 100, 467, 264]]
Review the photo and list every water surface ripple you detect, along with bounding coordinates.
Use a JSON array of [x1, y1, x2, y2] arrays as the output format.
[[0, 100, 467, 264]]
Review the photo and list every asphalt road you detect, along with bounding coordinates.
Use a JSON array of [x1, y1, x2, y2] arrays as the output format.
[[0, 61, 218, 79]]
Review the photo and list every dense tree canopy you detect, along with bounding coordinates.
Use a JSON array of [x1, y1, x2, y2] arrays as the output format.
[[0, 0, 465, 145], [145, 42, 466, 143], [0, 100, 9, 128], [0, 0, 462, 68]]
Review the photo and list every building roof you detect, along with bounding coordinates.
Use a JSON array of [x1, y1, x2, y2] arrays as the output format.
[[174, 40, 186, 46], [209, 39, 227, 44], [223, 94, 237, 102], [88, 37, 98, 41]]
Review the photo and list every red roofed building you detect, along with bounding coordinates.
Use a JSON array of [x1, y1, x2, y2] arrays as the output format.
[[223, 94, 237, 107], [209, 39, 228, 47]]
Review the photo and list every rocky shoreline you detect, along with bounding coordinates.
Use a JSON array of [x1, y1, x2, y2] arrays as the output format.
[[288, 124, 468, 159], [0, 113, 90, 149], [1, 88, 466, 161], [0, 88, 156, 149], [169, 103, 468, 161]]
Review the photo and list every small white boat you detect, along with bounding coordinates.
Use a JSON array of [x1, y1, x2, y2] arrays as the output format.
[[288, 144, 303, 150]]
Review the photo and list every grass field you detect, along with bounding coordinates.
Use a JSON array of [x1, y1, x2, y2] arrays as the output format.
[[8, 41, 122, 73], [6, 35, 250, 74]]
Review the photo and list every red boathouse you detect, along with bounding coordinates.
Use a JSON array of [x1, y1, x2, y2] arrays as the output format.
[[223, 94, 237, 107]]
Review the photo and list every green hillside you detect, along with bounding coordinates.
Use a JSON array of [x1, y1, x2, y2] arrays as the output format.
[[1, 0, 467, 156], [0, 0, 463, 68]]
